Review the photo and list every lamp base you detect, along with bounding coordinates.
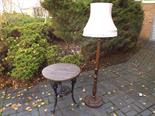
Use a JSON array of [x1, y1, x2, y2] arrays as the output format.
[[84, 95, 103, 108]]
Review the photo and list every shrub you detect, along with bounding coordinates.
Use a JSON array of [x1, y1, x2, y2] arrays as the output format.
[[60, 53, 84, 66], [45, 45, 59, 64], [0, 13, 59, 80], [41, 0, 143, 59], [41, 0, 90, 45], [11, 44, 45, 80]]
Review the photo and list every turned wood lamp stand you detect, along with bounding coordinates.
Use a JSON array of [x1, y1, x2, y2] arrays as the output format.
[[82, 3, 118, 108]]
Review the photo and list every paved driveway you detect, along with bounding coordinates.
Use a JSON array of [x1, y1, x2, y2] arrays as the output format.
[[1, 16, 155, 116], [0, 40, 155, 116]]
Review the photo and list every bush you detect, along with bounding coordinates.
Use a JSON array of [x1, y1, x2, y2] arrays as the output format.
[[0, 13, 59, 80], [41, 0, 143, 59], [41, 0, 90, 44], [45, 45, 59, 64], [10, 44, 45, 80], [60, 53, 84, 66]]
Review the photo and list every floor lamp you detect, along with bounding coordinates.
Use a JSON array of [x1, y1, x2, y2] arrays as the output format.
[[83, 3, 118, 108]]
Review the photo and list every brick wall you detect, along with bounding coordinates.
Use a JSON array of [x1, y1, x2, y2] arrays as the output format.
[[139, 3, 155, 39]]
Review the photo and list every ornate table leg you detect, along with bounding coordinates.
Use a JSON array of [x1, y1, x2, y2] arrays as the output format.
[[71, 78, 77, 104], [51, 82, 58, 113], [59, 83, 71, 96]]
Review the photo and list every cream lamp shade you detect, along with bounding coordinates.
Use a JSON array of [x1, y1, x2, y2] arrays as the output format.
[[83, 3, 117, 38]]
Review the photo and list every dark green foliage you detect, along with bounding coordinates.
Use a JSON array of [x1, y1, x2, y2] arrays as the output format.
[[118, 0, 128, 7], [0, 40, 7, 75], [41, 0, 90, 44], [0, 13, 59, 80], [0, 64, 4, 75], [41, 0, 143, 59]]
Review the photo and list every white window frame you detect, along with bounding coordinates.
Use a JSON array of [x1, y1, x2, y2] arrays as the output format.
[[135, 0, 155, 3], [142, 0, 155, 3]]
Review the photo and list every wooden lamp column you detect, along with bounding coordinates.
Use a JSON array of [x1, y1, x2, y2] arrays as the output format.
[[84, 39, 103, 107]]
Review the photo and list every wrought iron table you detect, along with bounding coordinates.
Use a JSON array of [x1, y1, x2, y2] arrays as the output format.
[[42, 63, 81, 113]]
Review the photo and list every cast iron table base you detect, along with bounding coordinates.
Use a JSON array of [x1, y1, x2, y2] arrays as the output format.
[[51, 78, 77, 113]]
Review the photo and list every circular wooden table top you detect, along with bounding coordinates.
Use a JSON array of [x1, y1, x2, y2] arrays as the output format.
[[42, 63, 81, 82]]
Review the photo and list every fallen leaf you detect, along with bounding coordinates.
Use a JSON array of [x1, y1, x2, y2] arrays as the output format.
[[25, 107, 32, 112], [0, 108, 3, 113], [48, 93, 51, 96], [27, 97, 32, 100], [6, 103, 12, 107], [37, 105, 41, 107], [41, 102, 45, 106], [113, 113, 118, 116], [11, 104, 20, 110], [44, 109, 48, 112]]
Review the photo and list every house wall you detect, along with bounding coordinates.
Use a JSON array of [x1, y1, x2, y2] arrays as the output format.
[[22, 8, 34, 17], [22, 7, 48, 17], [139, 3, 155, 39]]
